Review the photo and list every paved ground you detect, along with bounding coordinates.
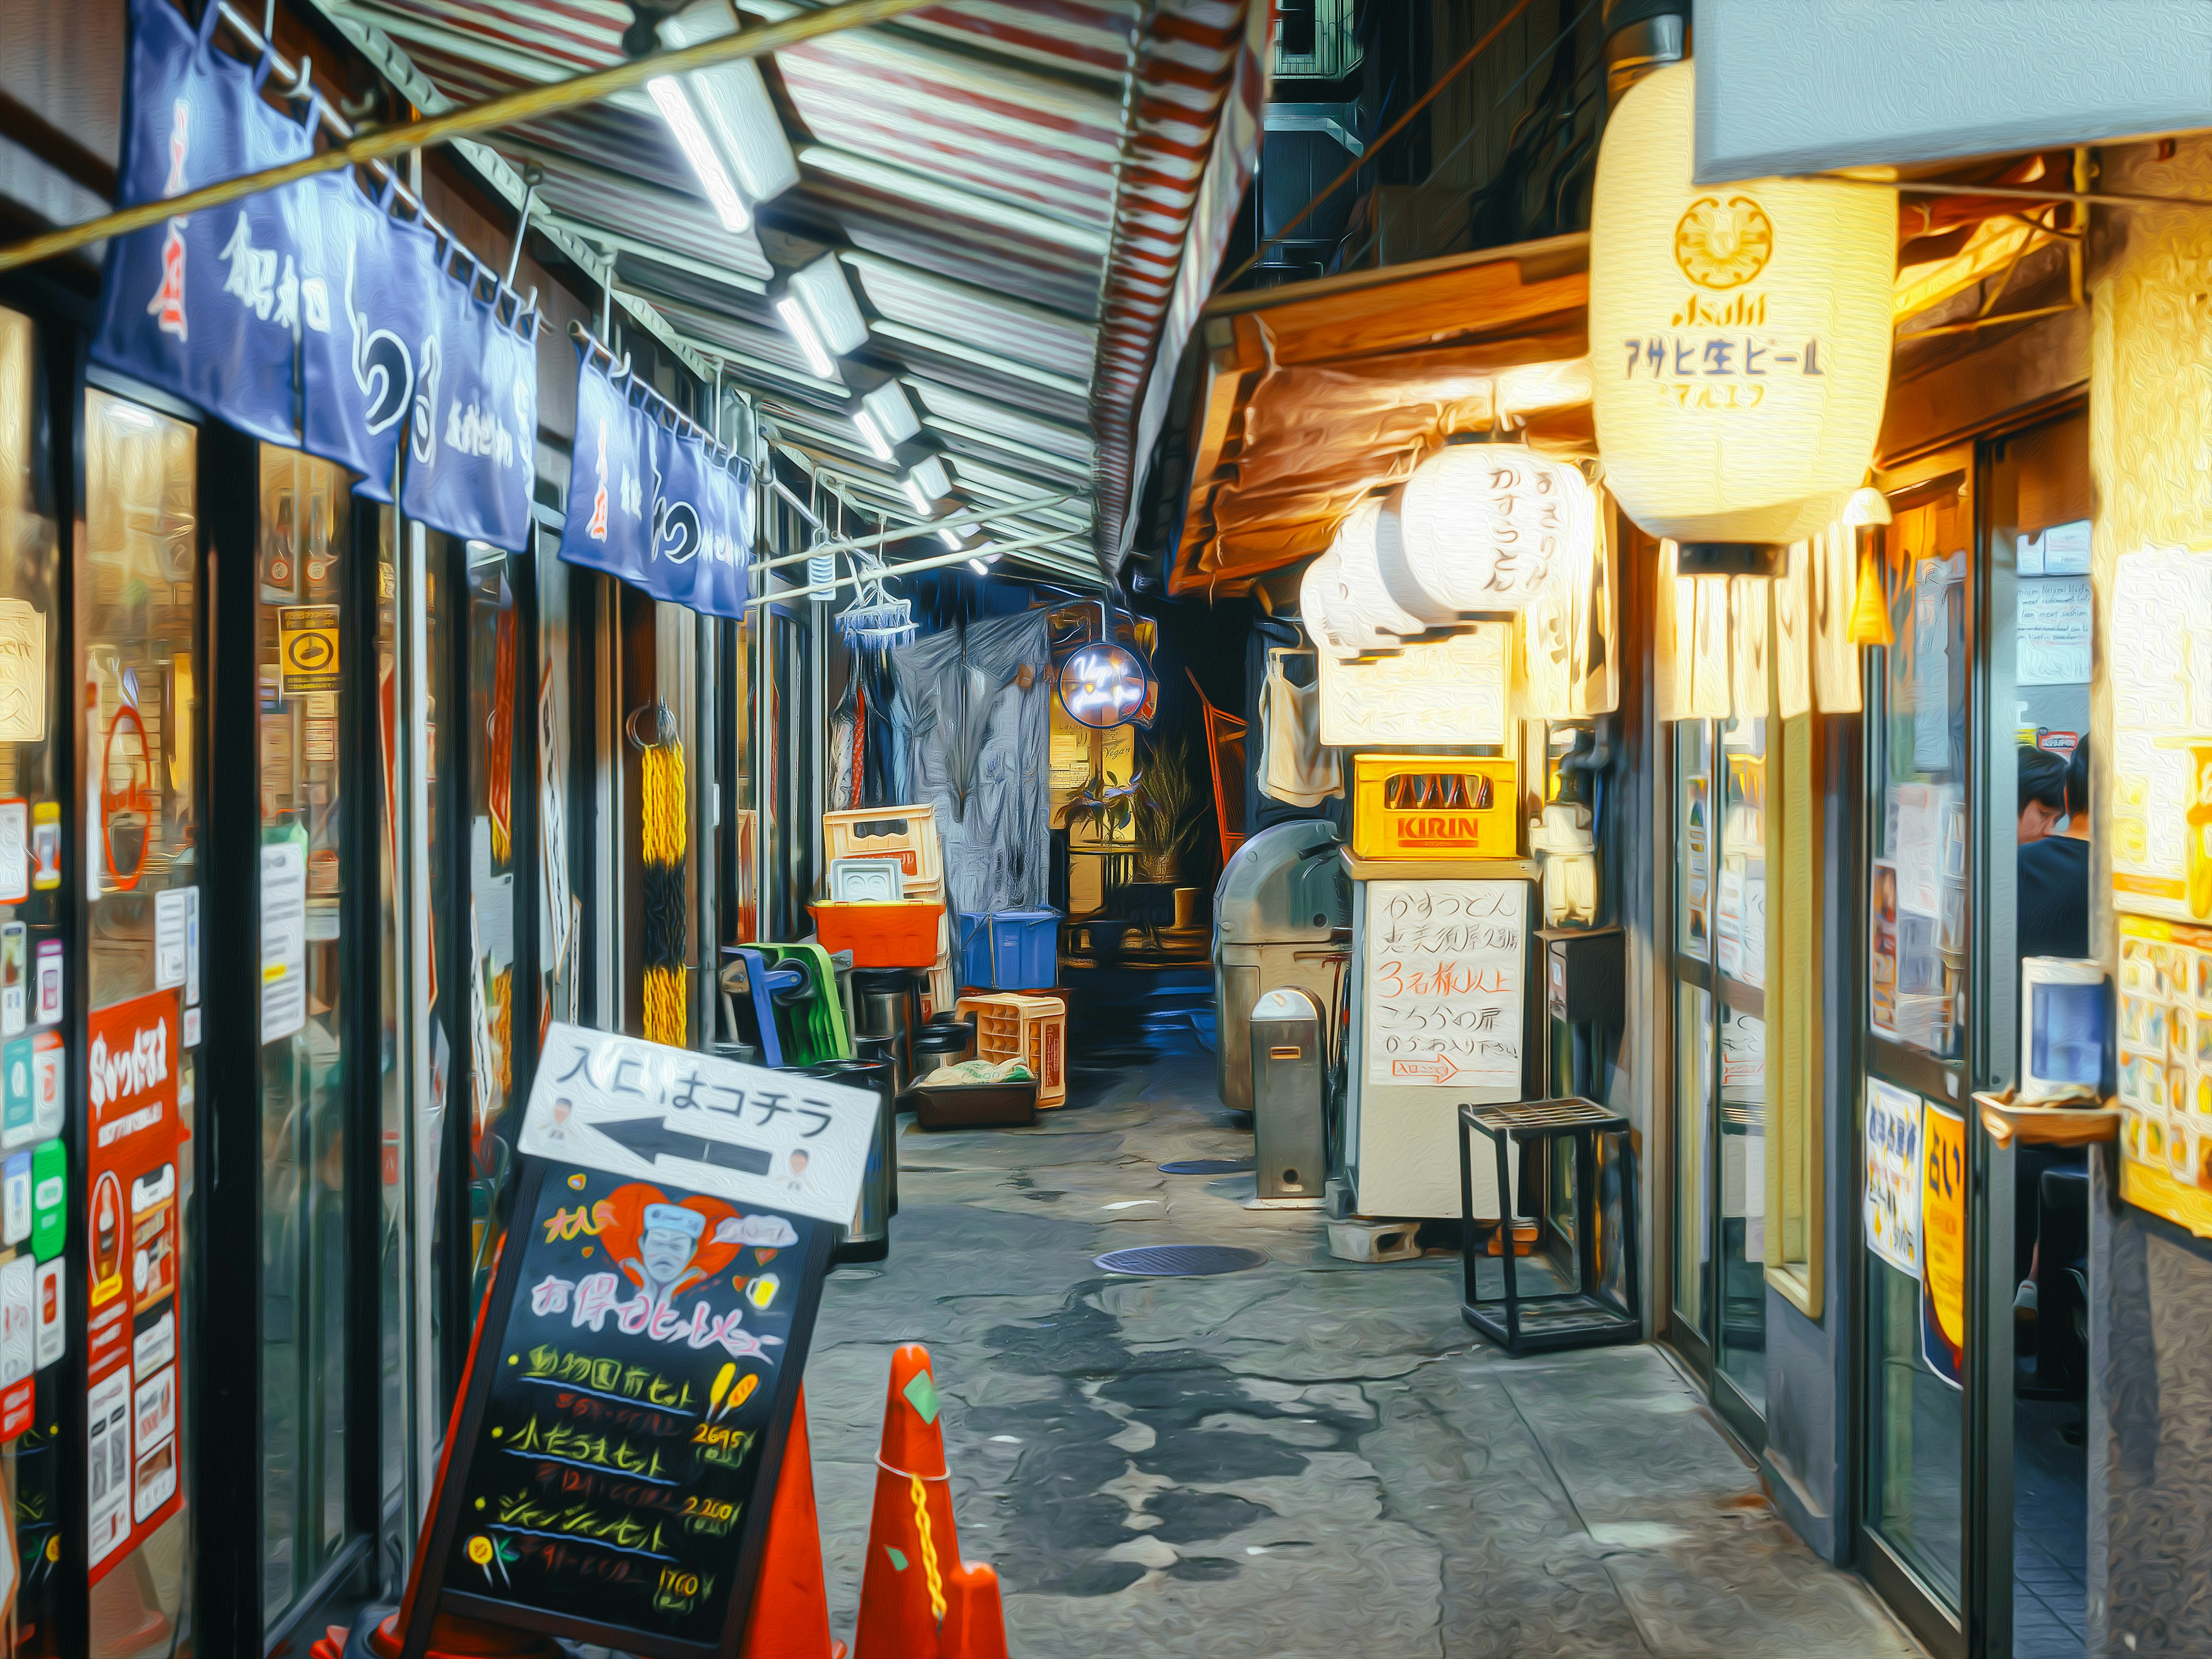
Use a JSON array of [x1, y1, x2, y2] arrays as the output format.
[[803, 1046, 1926, 1658]]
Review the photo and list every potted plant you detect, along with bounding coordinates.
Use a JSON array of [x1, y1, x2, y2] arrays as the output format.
[[1131, 732, 1203, 884]]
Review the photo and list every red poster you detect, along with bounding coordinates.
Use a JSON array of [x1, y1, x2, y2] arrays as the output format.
[[84, 989, 183, 1582]]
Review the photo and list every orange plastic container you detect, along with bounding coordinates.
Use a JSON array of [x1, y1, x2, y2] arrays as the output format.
[[808, 900, 944, 968]]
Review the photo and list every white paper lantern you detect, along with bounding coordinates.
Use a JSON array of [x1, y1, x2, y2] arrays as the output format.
[[1301, 499, 1431, 658], [1398, 443, 1596, 613], [1589, 60, 1895, 566]]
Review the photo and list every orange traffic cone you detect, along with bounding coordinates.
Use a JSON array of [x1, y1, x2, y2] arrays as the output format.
[[853, 1344, 961, 1659], [939, 1563, 1009, 1659], [741, 1387, 846, 1659]]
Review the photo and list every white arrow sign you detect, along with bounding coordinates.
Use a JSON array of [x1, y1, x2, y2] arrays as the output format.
[[518, 1022, 878, 1226]]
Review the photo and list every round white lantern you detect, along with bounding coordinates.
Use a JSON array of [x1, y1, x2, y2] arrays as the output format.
[[1589, 59, 1895, 570], [1397, 442, 1596, 612], [1301, 499, 1431, 658]]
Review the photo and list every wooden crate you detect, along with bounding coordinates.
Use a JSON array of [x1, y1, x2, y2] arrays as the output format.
[[956, 993, 1067, 1108]]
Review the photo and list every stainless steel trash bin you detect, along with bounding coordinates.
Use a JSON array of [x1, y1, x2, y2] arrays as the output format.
[[812, 1058, 894, 1262], [1214, 821, 1350, 1115], [1250, 987, 1325, 1200]]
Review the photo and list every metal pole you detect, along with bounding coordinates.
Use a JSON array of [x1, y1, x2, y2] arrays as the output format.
[[502, 164, 543, 289], [749, 493, 1076, 573], [395, 512, 435, 1542], [0, 0, 941, 273], [748, 527, 1078, 607]]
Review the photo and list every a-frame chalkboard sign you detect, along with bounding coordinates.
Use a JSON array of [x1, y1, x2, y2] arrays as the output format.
[[395, 1023, 879, 1659]]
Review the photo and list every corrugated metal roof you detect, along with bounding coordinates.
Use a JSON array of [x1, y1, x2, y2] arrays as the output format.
[[314, 0, 1266, 575]]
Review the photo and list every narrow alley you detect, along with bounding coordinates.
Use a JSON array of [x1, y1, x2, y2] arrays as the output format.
[[805, 1051, 1923, 1658]]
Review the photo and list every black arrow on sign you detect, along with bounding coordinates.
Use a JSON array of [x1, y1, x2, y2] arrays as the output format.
[[593, 1116, 772, 1176]]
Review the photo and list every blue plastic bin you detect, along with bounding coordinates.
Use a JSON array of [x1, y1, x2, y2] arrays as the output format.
[[956, 912, 994, 988], [988, 908, 1060, 990]]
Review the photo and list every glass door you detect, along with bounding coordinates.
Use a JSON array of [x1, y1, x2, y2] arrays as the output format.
[[254, 445, 373, 1632], [1858, 449, 1975, 1656], [1667, 696, 1770, 1446], [82, 386, 201, 1657]]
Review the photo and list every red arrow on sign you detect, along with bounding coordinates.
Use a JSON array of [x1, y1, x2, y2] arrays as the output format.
[[1389, 1054, 1465, 1083]]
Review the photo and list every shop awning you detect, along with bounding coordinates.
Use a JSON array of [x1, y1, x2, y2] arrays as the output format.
[[308, 0, 1269, 587], [1163, 233, 1593, 597]]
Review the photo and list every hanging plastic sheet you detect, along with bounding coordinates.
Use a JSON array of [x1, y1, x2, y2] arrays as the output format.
[[556, 346, 752, 616], [893, 612, 1050, 914], [400, 249, 538, 555], [92, 0, 309, 446], [290, 156, 428, 501]]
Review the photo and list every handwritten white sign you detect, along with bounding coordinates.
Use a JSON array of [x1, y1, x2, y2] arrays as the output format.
[[1317, 626, 1508, 748], [520, 1022, 878, 1226], [2016, 575, 2090, 686], [2109, 546, 2212, 921], [1364, 880, 1525, 1089]]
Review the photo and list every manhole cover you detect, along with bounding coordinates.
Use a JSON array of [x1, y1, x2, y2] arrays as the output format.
[[1157, 1158, 1253, 1175], [1094, 1244, 1270, 1277]]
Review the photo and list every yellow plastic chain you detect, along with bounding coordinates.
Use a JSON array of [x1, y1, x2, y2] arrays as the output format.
[[642, 965, 685, 1047], [907, 1472, 947, 1624], [641, 743, 688, 866]]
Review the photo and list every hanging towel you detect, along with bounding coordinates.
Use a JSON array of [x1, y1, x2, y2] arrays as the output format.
[[1259, 658, 1342, 806]]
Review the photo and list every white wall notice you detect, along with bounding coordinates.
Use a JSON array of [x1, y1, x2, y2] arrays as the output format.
[[1363, 880, 1527, 1090], [259, 843, 307, 1044]]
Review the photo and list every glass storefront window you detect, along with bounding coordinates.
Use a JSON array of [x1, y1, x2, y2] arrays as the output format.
[[83, 386, 199, 1655], [255, 445, 353, 1624], [1673, 980, 1711, 1332], [1870, 482, 1971, 1062], [464, 541, 520, 1306], [0, 309, 63, 1656], [1677, 722, 1711, 959]]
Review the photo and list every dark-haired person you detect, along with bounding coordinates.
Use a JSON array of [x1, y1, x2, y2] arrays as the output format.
[[2018, 738, 2089, 960], [2014, 738, 2092, 1346], [2017, 744, 2069, 844]]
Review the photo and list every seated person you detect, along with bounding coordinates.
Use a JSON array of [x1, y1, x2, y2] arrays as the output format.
[[2016, 745, 2067, 844], [2019, 739, 2089, 961]]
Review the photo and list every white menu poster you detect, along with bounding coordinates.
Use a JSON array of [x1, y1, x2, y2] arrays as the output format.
[[1864, 1078, 1924, 1275], [259, 842, 307, 1044], [2110, 545, 2212, 920], [1363, 880, 1526, 1090]]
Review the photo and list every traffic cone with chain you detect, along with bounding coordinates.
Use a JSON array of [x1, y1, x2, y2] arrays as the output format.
[[853, 1344, 961, 1659]]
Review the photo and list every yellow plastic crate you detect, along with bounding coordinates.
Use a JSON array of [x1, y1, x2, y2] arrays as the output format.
[[956, 993, 1067, 1108], [1349, 752, 1518, 861]]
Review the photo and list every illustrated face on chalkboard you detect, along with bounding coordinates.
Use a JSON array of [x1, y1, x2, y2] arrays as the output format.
[[635, 1202, 706, 1305], [596, 1184, 744, 1310]]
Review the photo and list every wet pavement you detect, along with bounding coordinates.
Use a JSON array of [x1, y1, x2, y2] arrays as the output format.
[[802, 1048, 1925, 1658]]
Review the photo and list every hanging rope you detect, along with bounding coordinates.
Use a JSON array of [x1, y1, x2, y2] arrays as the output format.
[[638, 707, 688, 1046]]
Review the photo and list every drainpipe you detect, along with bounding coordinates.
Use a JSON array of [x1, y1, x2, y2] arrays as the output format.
[[1602, 0, 1687, 106]]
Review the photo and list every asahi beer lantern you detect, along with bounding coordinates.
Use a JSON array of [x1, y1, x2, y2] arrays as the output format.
[[1590, 60, 1895, 573]]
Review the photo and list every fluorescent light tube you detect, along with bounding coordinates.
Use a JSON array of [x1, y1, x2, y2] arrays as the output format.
[[790, 255, 869, 355], [968, 558, 990, 576], [775, 295, 836, 378], [939, 528, 963, 550], [853, 409, 894, 462], [861, 380, 920, 446], [901, 478, 933, 514], [648, 77, 750, 233]]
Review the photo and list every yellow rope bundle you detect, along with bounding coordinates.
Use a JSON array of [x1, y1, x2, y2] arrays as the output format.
[[641, 743, 688, 865], [642, 967, 686, 1046], [907, 1474, 947, 1624], [641, 737, 688, 1047]]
